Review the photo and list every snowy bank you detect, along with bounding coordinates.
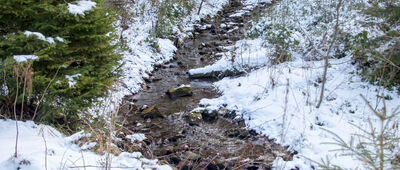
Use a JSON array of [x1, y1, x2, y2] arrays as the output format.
[[0, 120, 171, 170]]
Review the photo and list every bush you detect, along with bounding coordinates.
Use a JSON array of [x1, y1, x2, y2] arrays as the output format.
[[155, 0, 195, 38], [352, 3, 400, 93], [247, 23, 298, 64], [0, 0, 121, 132]]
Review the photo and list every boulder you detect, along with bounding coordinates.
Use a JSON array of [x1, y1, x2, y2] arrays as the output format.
[[141, 105, 163, 119], [189, 71, 221, 79], [189, 69, 244, 80], [166, 85, 193, 99]]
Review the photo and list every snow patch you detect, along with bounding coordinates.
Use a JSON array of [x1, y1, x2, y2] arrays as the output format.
[[68, 0, 96, 15], [126, 134, 146, 142], [56, 36, 64, 42], [178, 84, 191, 88], [13, 55, 38, 63], [24, 31, 55, 44], [65, 73, 82, 87], [189, 39, 268, 75]]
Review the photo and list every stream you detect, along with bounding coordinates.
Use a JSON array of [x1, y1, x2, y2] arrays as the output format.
[[117, 0, 293, 169]]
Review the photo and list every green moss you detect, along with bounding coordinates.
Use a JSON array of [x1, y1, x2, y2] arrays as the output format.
[[168, 86, 192, 94], [141, 105, 157, 114], [189, 112, 202, 120]]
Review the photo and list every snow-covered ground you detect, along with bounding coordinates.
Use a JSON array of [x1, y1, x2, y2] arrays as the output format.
[[197, 56, 399, 169], [190, 0, 400, 169], [0, 120, 171, 170]]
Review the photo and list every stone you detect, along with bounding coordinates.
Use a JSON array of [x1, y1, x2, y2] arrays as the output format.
[[152, 77, 162, 82], [141, 105, 163, 119], [199, 51, 209, 55], [219, 35, 229, 40], [154, 146, 176, 156], [230, 0, 242, 8], [201, 109, 218, 122], [189, 71, 221, 79], [229, 36, 241, 41], [214, 47, 226, 52], [187, 112, 203, 126], [166, 85, 193, 99], [189, 69, 244, 80], [169, 156, 181, 165], [184, 151, 201, 160], [168, 134, 186, 142], [225, 128, 249, 139]]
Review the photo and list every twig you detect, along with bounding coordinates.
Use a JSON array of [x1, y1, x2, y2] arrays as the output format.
[[32, 67, 60, 120], [80, 151, 86, 170], [201, 155, 219, 170], [13, 65, 20, 158], [316, 0, 343, 108], [40, 127, 48, 170]]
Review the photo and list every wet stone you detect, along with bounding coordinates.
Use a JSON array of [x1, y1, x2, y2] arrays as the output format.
[[140, 105, 163, 119], [225, 128, 249, 139], [201, 109, 219, 122], [169, 156, 181, 165], [154, 146, 176, 156], [166, 84, 193, 99], [199, 51, 210, 55], [187, 112, 203, 126]]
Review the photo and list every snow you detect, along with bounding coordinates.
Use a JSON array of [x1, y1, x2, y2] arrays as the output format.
[[0, 120, 171, 170], [1, 83, 8, 96], [189, 39, 268, 75], [56, 37, 64, 42], [65, 74, 82, 88], [24, 31, 56, 44], [177, 84, 191, 88], [13, 55, 38, 63], [243, 0, 272, 5], [177, 0, 230, 40], [196, 0, 229, 19], [126, 134, 146, 142], [68, 0, 96, 15]]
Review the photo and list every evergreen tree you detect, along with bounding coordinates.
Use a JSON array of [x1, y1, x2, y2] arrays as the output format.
[[0, 0, 121, 132]]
